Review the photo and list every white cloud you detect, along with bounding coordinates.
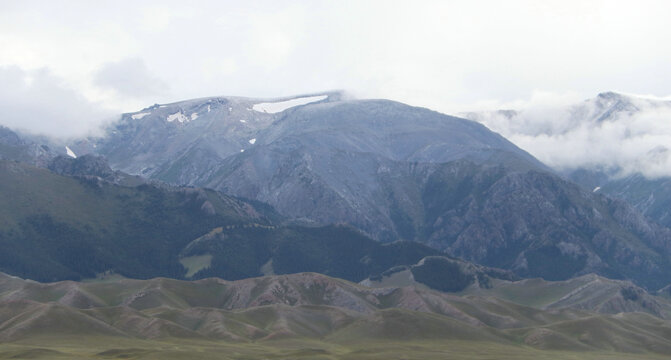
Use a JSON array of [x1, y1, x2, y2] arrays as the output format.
[[465, 92, 671, 178], [94, 58, 167, 98], [1, 1, 671, 140], [139, 5, 196, 33], [0, 66, 113, 138]]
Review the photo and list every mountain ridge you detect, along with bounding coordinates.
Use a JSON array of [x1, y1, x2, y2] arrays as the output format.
[[3, 93, 671, 289], [49, 93, 671, 289]]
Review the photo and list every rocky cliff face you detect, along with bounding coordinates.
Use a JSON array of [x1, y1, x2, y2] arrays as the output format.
[[0, 126, 54, 167], [47, 154, 145, 186]]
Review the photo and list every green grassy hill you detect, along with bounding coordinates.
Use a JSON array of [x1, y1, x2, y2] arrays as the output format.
[[0, 160, 439, 282], [0, 160, 275, 281], [460, 274, 671, 319], [1, 272, 671, 358]]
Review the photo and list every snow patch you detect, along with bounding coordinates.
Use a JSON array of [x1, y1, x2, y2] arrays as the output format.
[[207, 105, 211, 112], [190, 112, 199, 120], [248, 138, 256, 144], [229, 107, 233, 112], [252, 95, 328, 114], [131, 112, 150, 120], [239, 119, 247, 123], [167, 112, 189, 123], [65, 146, 77, 158], [593, 186, 601, 192], [240, 149, 245, 152]]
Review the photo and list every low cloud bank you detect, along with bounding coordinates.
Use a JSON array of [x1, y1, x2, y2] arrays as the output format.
[[0, 66, 114, 139], [465, 92, 671, 179], [94, 58, 167, 99]]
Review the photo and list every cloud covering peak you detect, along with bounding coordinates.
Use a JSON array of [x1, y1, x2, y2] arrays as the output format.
[[465, 92, 671, 179], [1, 1, 671, 139]]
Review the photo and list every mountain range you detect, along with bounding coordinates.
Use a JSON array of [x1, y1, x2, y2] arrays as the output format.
[[2, 91, 671, 357], [49, 92, 671, 290]]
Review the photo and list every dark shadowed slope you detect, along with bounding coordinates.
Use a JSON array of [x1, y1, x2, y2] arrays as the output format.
[[0, 159, 444, 282]]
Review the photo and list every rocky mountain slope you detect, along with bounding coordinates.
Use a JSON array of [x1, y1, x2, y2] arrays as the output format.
[[0, 126, 55, 167], [466, 92, 671, 230], [74, 93, 544, 240], [576, 172, 671, 229], [68, 94, 671, 290]]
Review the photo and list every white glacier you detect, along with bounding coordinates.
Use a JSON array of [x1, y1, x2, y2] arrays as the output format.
[[252, 95, 328, 114]]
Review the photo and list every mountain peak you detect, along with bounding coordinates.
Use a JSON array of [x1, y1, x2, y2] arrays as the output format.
[[593, 91, 631, 108], [596, 91, 624, 100], [131, 90, 346, 114]]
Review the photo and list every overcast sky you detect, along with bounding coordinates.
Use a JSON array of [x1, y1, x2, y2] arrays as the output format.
[[1, 0, 671, 139]]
